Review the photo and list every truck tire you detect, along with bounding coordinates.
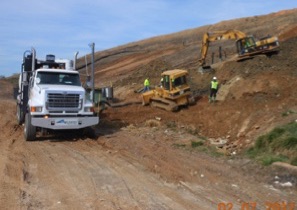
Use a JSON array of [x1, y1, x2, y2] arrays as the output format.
[[24, 113, 36, 141], [16, 104, 25, 125]]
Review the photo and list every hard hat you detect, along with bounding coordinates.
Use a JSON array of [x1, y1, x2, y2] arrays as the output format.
[[213, 77, 217, 80]]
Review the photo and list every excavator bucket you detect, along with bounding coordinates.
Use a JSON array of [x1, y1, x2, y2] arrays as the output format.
[[198, 58, 212, 73], [198, 65, 212, 73]]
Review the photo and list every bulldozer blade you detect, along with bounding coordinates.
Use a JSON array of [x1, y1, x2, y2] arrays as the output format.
[[150, 97, 179, 112], [151, 101, 178, 112]]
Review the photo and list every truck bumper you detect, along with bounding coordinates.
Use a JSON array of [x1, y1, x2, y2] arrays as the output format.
[[31, 116, 99, 130]]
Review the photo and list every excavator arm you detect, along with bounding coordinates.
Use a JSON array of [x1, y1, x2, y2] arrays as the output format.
[[198, 29, 246, 66]]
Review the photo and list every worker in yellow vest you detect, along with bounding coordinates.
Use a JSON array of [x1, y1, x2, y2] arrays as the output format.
[[143, 77, 150, 92], [209, 76, 219, 103]]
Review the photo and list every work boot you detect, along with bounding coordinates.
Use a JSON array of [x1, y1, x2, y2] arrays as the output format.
[[208, 96, 212, 103], [213, 97, 216, 102]]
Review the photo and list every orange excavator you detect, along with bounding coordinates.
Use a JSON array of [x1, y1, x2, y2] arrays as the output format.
[[198, 29, 280, 69]]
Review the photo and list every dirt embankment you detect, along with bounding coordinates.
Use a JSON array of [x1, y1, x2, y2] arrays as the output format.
[[101, 33, 297, 156], [74, 9, 297, 150]]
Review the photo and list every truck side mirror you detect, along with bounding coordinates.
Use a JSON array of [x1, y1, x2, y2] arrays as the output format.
[[36, 78, 41, 84], [86, 75, 91, 87]]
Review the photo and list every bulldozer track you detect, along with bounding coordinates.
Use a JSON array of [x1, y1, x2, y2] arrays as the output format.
[[151, 98, 179, 112]]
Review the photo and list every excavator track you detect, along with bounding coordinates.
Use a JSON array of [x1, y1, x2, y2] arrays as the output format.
[[150, 98, 179, 112]]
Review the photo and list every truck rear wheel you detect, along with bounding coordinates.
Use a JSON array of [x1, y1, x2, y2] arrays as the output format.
[[24, 113, 36, 141], [16, 104, 25, 125]]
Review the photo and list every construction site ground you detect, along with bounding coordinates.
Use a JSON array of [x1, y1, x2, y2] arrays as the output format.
[[1, 98, 297, 210], [1, 10, 297, 210]]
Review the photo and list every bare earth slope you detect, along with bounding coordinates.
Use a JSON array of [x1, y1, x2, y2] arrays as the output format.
[[84, 9, 297, 150], [0, 8, 297, 210], [76, 8, 297, 87]]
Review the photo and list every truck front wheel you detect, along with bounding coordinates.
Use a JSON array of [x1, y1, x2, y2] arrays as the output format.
[[24, 113, 36, 141], [16, 104, 25, 125]]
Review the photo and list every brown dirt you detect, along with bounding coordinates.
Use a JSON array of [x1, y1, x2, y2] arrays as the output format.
[[1, 9, 297, 209]]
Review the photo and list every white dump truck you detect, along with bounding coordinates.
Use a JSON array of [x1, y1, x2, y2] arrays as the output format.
[[16, 48, 99, 141]]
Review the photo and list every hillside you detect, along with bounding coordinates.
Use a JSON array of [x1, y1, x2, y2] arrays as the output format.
[[75, 8, 297, 153], [76, 8, 297, 86]]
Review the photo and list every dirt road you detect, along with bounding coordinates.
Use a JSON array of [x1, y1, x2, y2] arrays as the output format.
[[0, 99, 296, 210]]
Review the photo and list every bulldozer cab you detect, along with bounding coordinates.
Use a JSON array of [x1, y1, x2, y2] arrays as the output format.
[[161, 69, 188, 91]]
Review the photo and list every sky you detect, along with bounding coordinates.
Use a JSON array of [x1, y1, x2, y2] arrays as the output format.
[[0, 0, 296, 77]]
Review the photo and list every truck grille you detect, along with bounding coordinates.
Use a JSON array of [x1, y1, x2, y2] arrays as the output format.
[[47, 93, 81, 110]]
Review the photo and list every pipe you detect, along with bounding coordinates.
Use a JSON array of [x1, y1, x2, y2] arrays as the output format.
[[74, 51, 79, 70], [89, 42, 95, 103], [85, 55, 89, 76], [31, 47, 36, 72]]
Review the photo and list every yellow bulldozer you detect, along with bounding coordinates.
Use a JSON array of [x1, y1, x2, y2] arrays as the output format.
[[142, 69, 195, 111], [199, 29, 280, 69]]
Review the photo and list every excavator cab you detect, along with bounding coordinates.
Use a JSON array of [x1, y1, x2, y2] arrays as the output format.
[[235, 35, 279, 61], [236, 36, 256, 55]]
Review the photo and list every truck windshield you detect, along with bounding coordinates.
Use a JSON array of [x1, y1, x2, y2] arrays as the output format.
[[37, 72, 81, 86]]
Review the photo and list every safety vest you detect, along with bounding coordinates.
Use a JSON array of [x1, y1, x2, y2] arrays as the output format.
[[211, 81, 218, 89], [165, 76, 169, 82], [144, 79, 150, 86], [245, 41, 251, 48]]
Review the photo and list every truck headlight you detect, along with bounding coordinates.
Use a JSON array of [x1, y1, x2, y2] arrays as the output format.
[[84, 107, 94, 112], [31, 106, 43, 112]]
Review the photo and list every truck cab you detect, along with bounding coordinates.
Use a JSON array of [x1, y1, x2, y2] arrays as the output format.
[[17, 48, 99, 141]]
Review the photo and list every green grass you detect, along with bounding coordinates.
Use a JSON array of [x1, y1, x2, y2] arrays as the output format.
[[190, 142, 223, 157], [256, 154, 288, 166], [246, 121, 297, 166], [291, 156, 297, 166], [191, 141, 204, 148], [282, 110, 296, 117], [172, 139, 222, 157]]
